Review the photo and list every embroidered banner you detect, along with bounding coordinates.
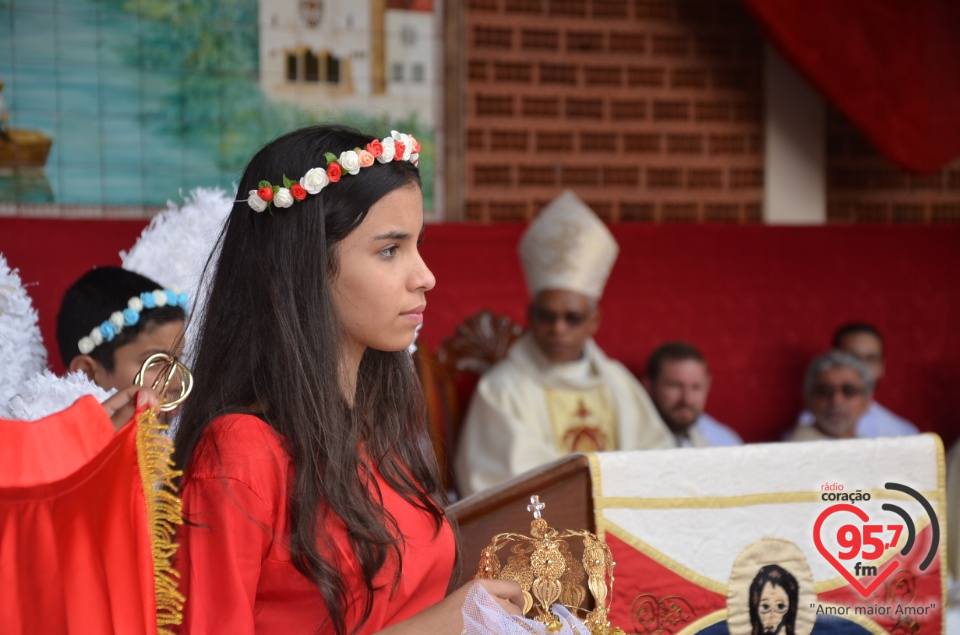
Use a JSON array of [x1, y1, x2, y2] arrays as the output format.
[[588, 435, 946, 635]]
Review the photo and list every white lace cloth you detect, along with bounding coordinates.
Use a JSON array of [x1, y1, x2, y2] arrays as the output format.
[[461, 584, 591, 635]]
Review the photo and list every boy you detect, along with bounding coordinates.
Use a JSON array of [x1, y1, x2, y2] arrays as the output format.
[[56, 267, 187, 395]]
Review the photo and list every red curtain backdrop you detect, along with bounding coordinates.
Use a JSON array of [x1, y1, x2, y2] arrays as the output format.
[[1, 218, 148, 373], [2, 220, 959, 446], [740, 0, 960, 172]]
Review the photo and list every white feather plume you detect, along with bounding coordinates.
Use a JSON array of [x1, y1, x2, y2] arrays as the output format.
[[0, 253, 48, 418], [120, 186, 232, 362], [4, 370, 114, 422], [120, 186, 232, 298]]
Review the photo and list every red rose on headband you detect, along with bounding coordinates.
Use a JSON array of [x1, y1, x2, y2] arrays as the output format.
[[327, 162, 342, 182], [412, 137, 421, 153], [366, 139, 383, 158], [290, 183, 307, 201], [394, 141, 406, 161], [257, 186, 274, 202]]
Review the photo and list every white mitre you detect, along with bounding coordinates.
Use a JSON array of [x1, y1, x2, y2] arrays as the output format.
[[518, 190, 619, 300]]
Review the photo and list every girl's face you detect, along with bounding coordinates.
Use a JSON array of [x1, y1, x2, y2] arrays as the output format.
[[332, 184, 435, 361]]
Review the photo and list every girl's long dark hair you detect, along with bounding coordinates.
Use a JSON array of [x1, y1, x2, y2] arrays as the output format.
[[174, 125, 450, 635]]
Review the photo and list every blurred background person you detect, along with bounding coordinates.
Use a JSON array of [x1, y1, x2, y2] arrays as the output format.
[[787, 351, 872, 442], [644, 341, 742, 447]]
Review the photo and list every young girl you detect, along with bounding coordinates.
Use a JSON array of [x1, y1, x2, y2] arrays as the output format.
[[172, 125, 521, 634]]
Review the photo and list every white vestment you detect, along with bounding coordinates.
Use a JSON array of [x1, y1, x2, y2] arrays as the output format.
[[675, 413, 743, 448], [454, 334, 673, 497], [796, 400, 918, 438]]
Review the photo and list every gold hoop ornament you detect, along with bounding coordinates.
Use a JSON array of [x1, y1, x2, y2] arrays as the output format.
[[134, 353, 193, 413]]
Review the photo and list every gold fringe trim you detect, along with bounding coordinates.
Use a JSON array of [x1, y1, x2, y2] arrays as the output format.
[[136, 406, 185, 634]]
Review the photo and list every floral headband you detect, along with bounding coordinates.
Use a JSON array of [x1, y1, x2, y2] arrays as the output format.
[[246, 130, 421, 213], [77, 288, 189, 355]]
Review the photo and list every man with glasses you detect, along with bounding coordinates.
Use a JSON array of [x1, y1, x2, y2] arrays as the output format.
[[794, 323, 918, 438], [454, 191, 671, 497], [787, 351, 874, 441]]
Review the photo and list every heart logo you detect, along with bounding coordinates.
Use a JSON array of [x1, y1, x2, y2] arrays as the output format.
[[813, 503, 900, 597]]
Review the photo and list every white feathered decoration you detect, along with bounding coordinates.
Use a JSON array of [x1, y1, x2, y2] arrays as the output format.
[[121, 186, 232, 362], [120, 186, 232, 298], [0, 253, 49, 418], [5, 370, 114, 422]]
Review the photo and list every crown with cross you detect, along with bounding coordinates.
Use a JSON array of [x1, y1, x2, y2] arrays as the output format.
[[475, 495, 625, 634]]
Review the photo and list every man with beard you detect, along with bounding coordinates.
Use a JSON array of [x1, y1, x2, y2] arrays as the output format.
[[644, 341, 742, 447], [787, 351, 873, 441], [749, 565, 798, 635]]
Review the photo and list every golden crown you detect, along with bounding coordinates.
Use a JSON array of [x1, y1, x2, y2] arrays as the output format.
[[475, 495, 625, 635]]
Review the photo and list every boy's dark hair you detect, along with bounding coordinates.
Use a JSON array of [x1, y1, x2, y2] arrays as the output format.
[[832, 322, 884, 350], [174, 124, 449, 635], [646, 341, 706, 382], [56, 266, 186, 370]]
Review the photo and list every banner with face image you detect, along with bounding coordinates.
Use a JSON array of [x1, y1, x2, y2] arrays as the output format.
[[587, 435, 945, 635]]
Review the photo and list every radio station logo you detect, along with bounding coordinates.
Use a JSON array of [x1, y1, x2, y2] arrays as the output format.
[[813, 482, 939, 598]]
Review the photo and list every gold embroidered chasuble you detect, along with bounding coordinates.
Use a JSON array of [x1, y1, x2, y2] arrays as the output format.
[[454, 334, 672, 496]]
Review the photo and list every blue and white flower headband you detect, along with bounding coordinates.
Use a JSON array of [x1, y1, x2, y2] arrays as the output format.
[[77, 288, 189, 355]]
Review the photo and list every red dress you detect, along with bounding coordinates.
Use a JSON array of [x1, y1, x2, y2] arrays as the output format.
[[175, 414, 455, 634], [0, 396, 169, 634]]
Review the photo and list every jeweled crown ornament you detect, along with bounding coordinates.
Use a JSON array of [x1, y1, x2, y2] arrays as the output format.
[[475, 495, 625, 635]]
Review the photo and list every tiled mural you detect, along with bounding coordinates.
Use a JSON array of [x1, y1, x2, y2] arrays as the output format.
[[0, 0, 438, 218]]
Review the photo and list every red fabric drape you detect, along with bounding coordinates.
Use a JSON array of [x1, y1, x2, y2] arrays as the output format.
[[741, 0, 960, 172], [4, 220, 960, 445], [0, 217, 148, 375], [0, 395, 114, 487], [0, 398, 157, 634]]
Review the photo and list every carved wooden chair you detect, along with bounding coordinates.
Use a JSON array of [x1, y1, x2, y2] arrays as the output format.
[[413, 310, 523, 492], [434, 310, 523, 487]]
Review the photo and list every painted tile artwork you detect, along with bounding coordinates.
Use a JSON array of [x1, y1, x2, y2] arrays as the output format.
[[0, 0, 437, 214]]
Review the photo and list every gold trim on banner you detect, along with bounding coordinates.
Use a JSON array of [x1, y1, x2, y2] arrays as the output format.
[[601, 520, 729, 594], [597, 492, 939, 596], [595, 489, 941, 511], [586, 452, 606, 542], [933, 433, 947, 635]]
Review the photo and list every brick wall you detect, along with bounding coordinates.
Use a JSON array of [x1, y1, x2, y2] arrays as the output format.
[[463, 0, 766, 223], [826, 107, 960, 223]]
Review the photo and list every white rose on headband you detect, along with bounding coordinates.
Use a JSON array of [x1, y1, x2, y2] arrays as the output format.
[[392, 131, 413, 160], [378, 137, 396, 163], [248, 190, 268, 212], [109, 311, 125, 329], [300, 167, 329, 194], [128, 296, 144, 312], [78, 336, 95, 355], [153, 289, 168, 307], [90, 327, 104, 347], [274, 187, 295, 208], [338, 150, 361, 175]]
